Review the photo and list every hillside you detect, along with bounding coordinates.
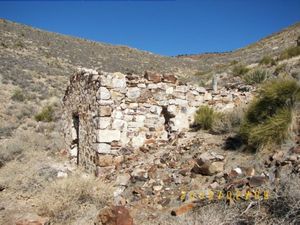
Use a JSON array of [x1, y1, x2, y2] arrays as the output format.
[[177, 22, 300, 66]]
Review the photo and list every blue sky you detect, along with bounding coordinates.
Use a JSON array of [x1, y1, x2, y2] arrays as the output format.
[[0, 0, 300, 56]]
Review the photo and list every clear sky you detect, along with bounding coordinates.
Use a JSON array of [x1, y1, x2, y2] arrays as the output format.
[[0, 0, 300, 56]]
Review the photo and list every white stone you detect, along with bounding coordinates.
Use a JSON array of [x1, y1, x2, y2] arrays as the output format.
[[99, 117, 111, 129], [101, 74, 113, 87], [148, 83, 158, 89], [196, 86, 206, 93], [137, 83, 146, 88], [57, 171, 68, 179], [132, 133, 146, 147], [112, 72, 127, 89], [170, 113, 189, 131], [126, 87, 141, 100], [175, 99, 188, 106], [167, 105, 178, 115], [98, 87, 111, 100], [115, 174, 131, 186], [160, 131, 169, 141], [150, 105, 162, 114], [168, 99, 176, 105], [124, 115, 134, 121], [120, 131, 130, 145], [176, 85, 189, 93], [99, 100, 114, 105], [113, 186, 126, 197], [157, 82, 166, 89], [94, 143, 112, 154], [166, 86, 174, 94], [135, 115, 146, 122], [128, 103, 139, 109], [204, 92, 212, 101], [128, 122, 144, 128], [96, 130, 121, 143], [71, 126, 77, 140], [112, 110, 123, 119], [70, 147, 77, 157], [112, 119, 126, 130]]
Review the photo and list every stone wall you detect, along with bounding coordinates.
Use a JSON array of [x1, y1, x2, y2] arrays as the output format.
[[62, 68, 253, 173]]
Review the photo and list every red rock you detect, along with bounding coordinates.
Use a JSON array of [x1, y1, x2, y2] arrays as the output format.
[[96, 206, 133, 225], [162, 74, 177, 84], [249, 176, 267, 187], [144, 71, 161, 83]]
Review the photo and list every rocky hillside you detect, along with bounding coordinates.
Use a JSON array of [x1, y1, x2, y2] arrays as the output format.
[[178, 22, 300, 67]]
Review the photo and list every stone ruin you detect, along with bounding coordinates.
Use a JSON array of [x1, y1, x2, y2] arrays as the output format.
[[62, 68, 253, 173]]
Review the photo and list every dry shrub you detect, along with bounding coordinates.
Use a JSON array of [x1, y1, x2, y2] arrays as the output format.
[[194, 105, 222, 130], [211, 107, 244, 134], [36, 174, 114, 224]]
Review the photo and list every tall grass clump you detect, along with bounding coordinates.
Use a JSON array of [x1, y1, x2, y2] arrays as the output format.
[[259, 56, 277, 66], [194, 105, 221, 130], [240, 79, 300, 149], [278, 46, 300, 61], [232, 64, 250, 77], [243, 69, 268, 85]]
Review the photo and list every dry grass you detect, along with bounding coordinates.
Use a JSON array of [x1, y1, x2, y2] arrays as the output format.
[[36, 173, 114, 225], [211, 107, 245, 134]]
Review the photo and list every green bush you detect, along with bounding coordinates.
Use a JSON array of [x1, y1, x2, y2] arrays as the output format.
[[259, 56, 277, 66], [243, 69, 268, 85], [194, 105, 221, 130], [232, 64, 250, 76], [240, 79, 300, 149], [35, 105, 54, 122], [11, 89, 25, 102], [278, 46, 300, 61]]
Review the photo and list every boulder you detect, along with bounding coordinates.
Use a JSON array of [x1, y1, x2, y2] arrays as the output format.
[[96, 206, 133, 225], [144, 71, 161, 83], [162, 74, 177, 84], [191, 160, 224, 176]]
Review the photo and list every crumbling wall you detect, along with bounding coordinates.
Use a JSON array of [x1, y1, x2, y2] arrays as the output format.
[[63, 68, 253, 173]]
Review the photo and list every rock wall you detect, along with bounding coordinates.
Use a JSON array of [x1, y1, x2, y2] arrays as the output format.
[[62, 68, 253, 173]]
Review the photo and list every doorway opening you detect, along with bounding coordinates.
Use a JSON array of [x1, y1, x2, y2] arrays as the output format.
[[72, 113, 80, 165]]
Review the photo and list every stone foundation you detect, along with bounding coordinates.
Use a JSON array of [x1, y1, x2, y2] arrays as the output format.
[[62, 68, 252, 173]]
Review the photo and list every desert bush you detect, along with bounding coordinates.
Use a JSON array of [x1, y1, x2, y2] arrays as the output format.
[[232, 64, 250, 76], [279, 46, 300, 61], [11, 89, 26, 101], [259, 55, 277, 66], [240, 79, 300, 149], [211, 107, 244, 134], [194, 105, 222, 130], [243, 69, 268, 85], [0, 141, 23, 165], [35, 105, 54, 122]]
